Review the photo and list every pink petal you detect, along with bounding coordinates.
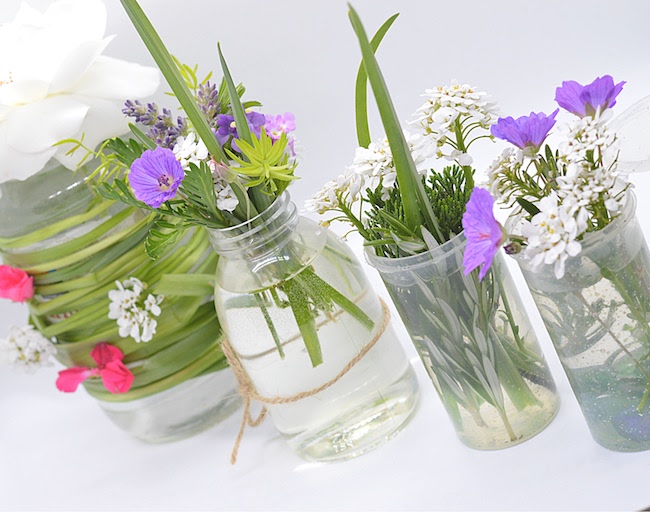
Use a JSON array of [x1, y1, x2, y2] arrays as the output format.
[[0, 265, 34, 302], [56, 367, 92, 392], [90, 342, 125, 367], [100, 361, 134, 394]]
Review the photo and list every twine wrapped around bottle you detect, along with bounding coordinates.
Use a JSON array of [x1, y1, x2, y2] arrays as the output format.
[[221, 298, 392, 464]]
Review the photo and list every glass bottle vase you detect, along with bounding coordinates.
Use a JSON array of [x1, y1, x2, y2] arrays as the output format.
[[366, 233, 560, 450], [511, 191, 650, 451], [209, 192, 419, 462]]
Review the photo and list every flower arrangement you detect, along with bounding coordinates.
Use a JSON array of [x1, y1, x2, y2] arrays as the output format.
[[306, 8, 559, 448], [469, 75, 627, 279], [91, 0, 377, 369], [465, 76, 650, 451], [0, 0, 232, 416]]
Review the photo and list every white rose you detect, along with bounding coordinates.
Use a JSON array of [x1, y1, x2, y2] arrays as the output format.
[[0, 0, 161, 183]]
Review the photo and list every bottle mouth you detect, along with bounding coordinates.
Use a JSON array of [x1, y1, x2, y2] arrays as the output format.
[[207, 191, 298, 258]]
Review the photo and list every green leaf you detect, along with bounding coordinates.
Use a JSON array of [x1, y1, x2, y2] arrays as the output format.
[[285, 278, 323, 367], [118, 0, 228, 162], [354, 13, 399, 148], [348, 5, 442, 240], [154, 273, 215, 296], [516, 197, 541, 217], [128, 123, 156, 150], [217, 43, 252, 145], [144, 221, 185, 260]]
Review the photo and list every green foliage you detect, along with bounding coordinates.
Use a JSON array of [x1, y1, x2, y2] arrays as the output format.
[[364, 165, 472, 258], [424, 165, 472, 239], [227, 130, 298, 193]]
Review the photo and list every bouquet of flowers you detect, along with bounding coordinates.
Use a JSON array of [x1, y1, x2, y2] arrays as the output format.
[[97, 1, 376, 369], [471, 76, 650, 451], [306, 7, 559, 449]]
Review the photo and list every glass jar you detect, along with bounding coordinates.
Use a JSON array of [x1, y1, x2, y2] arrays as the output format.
[[0, 160, 240, 442], [209, 192, 419, 462], [366, 233, 560, 450], [511, 191, 650, 451]]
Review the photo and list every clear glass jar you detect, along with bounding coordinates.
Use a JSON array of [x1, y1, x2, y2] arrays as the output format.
[[209, 192, 419, 462], [511, 191, 650, 451], [97, 370, 241, 443], [0, 160, 240, 443], [366, 233, 560, 450]]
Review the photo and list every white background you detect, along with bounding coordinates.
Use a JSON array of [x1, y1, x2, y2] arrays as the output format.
[[2, 1, 650, 511]]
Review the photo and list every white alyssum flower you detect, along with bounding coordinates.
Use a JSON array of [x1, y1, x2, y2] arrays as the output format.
[[0, 325, 56, 372], [520, 193, 585, 279], [413, 80, 498, 160], [305, 130, 425, 213], [348, 130, 427, 201], [108, 277, 163, 343], [0, 0, 160, 183], [173, 132, 209, 170], [558, 113, 617, 168], [209, 160, 240, 212], [486, 147, 524, 203]]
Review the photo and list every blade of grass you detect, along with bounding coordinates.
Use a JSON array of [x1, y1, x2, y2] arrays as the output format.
[[348, 4, 443, 240], [217, 43, 252, 145], [355, 13, 399, 148], [119, 0, 228, 162]]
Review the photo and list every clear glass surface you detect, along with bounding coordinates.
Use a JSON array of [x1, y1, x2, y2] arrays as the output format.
[[513, 192, 650, 451]]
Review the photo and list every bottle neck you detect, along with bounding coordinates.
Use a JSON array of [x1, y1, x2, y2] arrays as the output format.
[[207, 192, 298, 260]]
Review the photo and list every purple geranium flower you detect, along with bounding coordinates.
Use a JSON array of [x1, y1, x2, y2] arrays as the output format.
[[462, 188, 507, 281], [129, 147, 184, 208], [491, 109, 559, 156], [555, 75, 625, 117], [215, 111, 267, 149]]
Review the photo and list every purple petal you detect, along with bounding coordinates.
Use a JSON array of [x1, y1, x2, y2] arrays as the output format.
[[129, 147, 184, 208], [555, 80, 587, 116], [462, 188, 506, 281]]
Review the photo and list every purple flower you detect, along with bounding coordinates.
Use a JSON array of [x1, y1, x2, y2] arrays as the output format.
[[265, 112, 297, 154], [129, 147, 184, 208], [555, 75, 625, 117], [462, 188, 507, 281], [215, 111, 267, 150], [491, 109, 559, 156]]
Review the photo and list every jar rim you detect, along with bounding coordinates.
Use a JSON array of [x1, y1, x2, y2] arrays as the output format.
[[364, 230, 467, 273]]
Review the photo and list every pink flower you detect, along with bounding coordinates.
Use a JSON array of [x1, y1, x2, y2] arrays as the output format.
[[462, 188, 508, 281], [0, 265, 34, 302], [56, 342, 134, 394]]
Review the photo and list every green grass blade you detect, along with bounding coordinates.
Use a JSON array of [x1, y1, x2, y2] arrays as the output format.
[[348, 4, 443, 239], [285, 278, 323, 367], [355, 13, 399, 148], [217, 43, 252, 145], [118, 0, 228, 163]]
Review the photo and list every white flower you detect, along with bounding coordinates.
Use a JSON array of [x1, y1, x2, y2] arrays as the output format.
[[173, 132, 209, 170], [520, 193, 584, 279], [486, 147, 524, 203], [0, 325, 56, 373], [108, 277, 163, 343], [413, 80, 497, 160], [558, 114, 617, 166], [209, 160, 240, 212], [0, 0, 160, 183], [348, 130, 427, 201]]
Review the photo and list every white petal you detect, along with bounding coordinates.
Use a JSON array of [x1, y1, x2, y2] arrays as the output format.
[[49, 38, 113, 94], [6, 95, 88, 154], [70, 56, 160, 100], [0, 122, 56, 182]]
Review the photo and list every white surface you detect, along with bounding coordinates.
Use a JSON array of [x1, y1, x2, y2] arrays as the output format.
[[2, 1, 650, 511]]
